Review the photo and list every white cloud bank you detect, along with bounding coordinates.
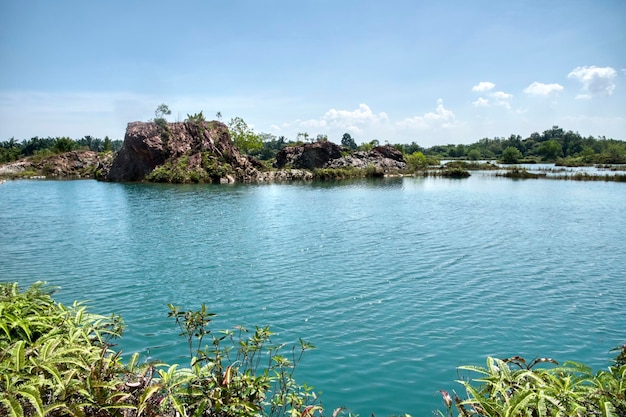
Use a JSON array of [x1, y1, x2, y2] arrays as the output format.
[[523, 81, 564, 96], [567, 66, 617, 98], [299, 103, 389, 135], [277, 100, 460, 144]]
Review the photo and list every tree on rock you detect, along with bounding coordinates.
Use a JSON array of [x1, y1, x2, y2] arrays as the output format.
[[341, 133, 357, 150], [228, 117, 262, 155], [155, 104, 171, 122]]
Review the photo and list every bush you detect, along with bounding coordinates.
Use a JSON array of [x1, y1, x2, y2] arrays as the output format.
[[437, 351, 626, 416], [501, 147, 523, 164], [0, 281, 127, 416], [0, 282, 324, 417]]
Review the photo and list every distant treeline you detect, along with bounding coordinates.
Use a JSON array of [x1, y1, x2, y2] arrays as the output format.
[[2, 126, 625, 165], [416, 126, 626, 164], [0, 136, 123, 163], [250, 126, 626, 165]]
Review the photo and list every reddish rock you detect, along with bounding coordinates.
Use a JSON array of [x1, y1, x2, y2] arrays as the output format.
[[105, 121, 257, 182]]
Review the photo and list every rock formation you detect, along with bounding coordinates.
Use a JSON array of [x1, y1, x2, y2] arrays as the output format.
[[273, 141, 343, 170], [326, 145, 407, 171], [105, 121, 260, 183], [274, 142, 407, 172], [0, 151, 110, 178]]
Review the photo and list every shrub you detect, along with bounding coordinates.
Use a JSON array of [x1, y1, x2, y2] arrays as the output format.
[[0, 282, 325, 417], [437, 351, 626, 416], [501, 147, 523, 164], [0, 281, 127, 416]]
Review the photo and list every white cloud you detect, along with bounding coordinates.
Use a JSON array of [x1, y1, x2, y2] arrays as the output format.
[[567, 66, 617, 98], [470, 82, 512, 109], [491, 91, 512, 100], [397, 99, 457, 129], [298, 103, 389, 136], [523, 82, 564, 96], [472, 81, 495, 92], [490, 91, 512, 109], [472, 97, 489, 107]]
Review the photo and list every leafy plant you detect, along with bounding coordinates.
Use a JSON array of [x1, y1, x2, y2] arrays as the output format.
[[186, 111, 207, 126], [437, 351, 626, 417], [164, 304, 321, 417], [0, 282, 328, 417], [0, 281, 129, 417]]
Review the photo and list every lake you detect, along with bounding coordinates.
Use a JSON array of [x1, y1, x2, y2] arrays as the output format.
[[1, 175, 625, 416]]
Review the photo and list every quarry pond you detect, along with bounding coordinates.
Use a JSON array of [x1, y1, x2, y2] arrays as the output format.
[[1, 176, 625, 416]]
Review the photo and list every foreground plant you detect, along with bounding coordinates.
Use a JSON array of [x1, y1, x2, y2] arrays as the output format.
[[0, 282, 328, 417], [437, 349, 626, 417], [0, 281, 128, 416]]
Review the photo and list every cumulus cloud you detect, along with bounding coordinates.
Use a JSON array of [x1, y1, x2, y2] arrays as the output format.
[[298, 103, 389, 135], [523, 82, 564, 96], [568, 66, 617, 98], [472, 97, 489, 107], [491, 91, 512, 109], [397, 99, 457, 129], [472, 81, 495, 92], [470, 82, 512, 109]]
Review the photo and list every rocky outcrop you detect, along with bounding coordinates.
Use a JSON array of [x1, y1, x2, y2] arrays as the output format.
[[273, 141, 343, 170], [104, 121, 259, 183], [274, 142, 407, 172], [0, 151, 110, 178], [325, 145, 407, 171]]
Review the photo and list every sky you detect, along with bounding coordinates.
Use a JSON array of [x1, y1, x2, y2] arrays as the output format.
[[1, 0, 625, 146]]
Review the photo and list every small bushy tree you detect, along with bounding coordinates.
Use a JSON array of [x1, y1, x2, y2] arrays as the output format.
[[228, 117, 263, 154], [502, 146, 523, 164]]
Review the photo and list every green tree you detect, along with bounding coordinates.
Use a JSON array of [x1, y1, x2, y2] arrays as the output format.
[[501, 146, 523, 164], [155, 103, 171, 121], [103, 136, 112, 152], [53, 137, 75, 153], [341, 133, 357, 150], [538, 139, 563, 161], [296, 132, 310, 143], [467, 149, 481, 161], [406, 151, 428, 171], [228, 117, 262, 154]]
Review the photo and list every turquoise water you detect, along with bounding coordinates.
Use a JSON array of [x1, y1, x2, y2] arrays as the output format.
[[1, 176, 625, 416]]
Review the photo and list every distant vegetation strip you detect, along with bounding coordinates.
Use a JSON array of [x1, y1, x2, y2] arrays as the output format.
[[2, 125, 625, 166]]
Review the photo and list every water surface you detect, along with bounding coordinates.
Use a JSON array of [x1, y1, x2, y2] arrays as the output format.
[[1, 177, 625, 416]]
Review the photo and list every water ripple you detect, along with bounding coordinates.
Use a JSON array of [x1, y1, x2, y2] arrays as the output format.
[[1, 178, 625, 416]]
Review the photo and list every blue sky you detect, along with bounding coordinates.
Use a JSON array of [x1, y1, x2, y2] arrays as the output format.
[[1, 0, 624, 146]]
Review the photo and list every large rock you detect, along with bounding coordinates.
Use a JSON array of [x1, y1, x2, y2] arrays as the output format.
[[273, 142, 407, 172], [273, 141, 343, 169], [324, 145, 407, 171], [0, 151, 110, 178], [105, 121, 258, 182]]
